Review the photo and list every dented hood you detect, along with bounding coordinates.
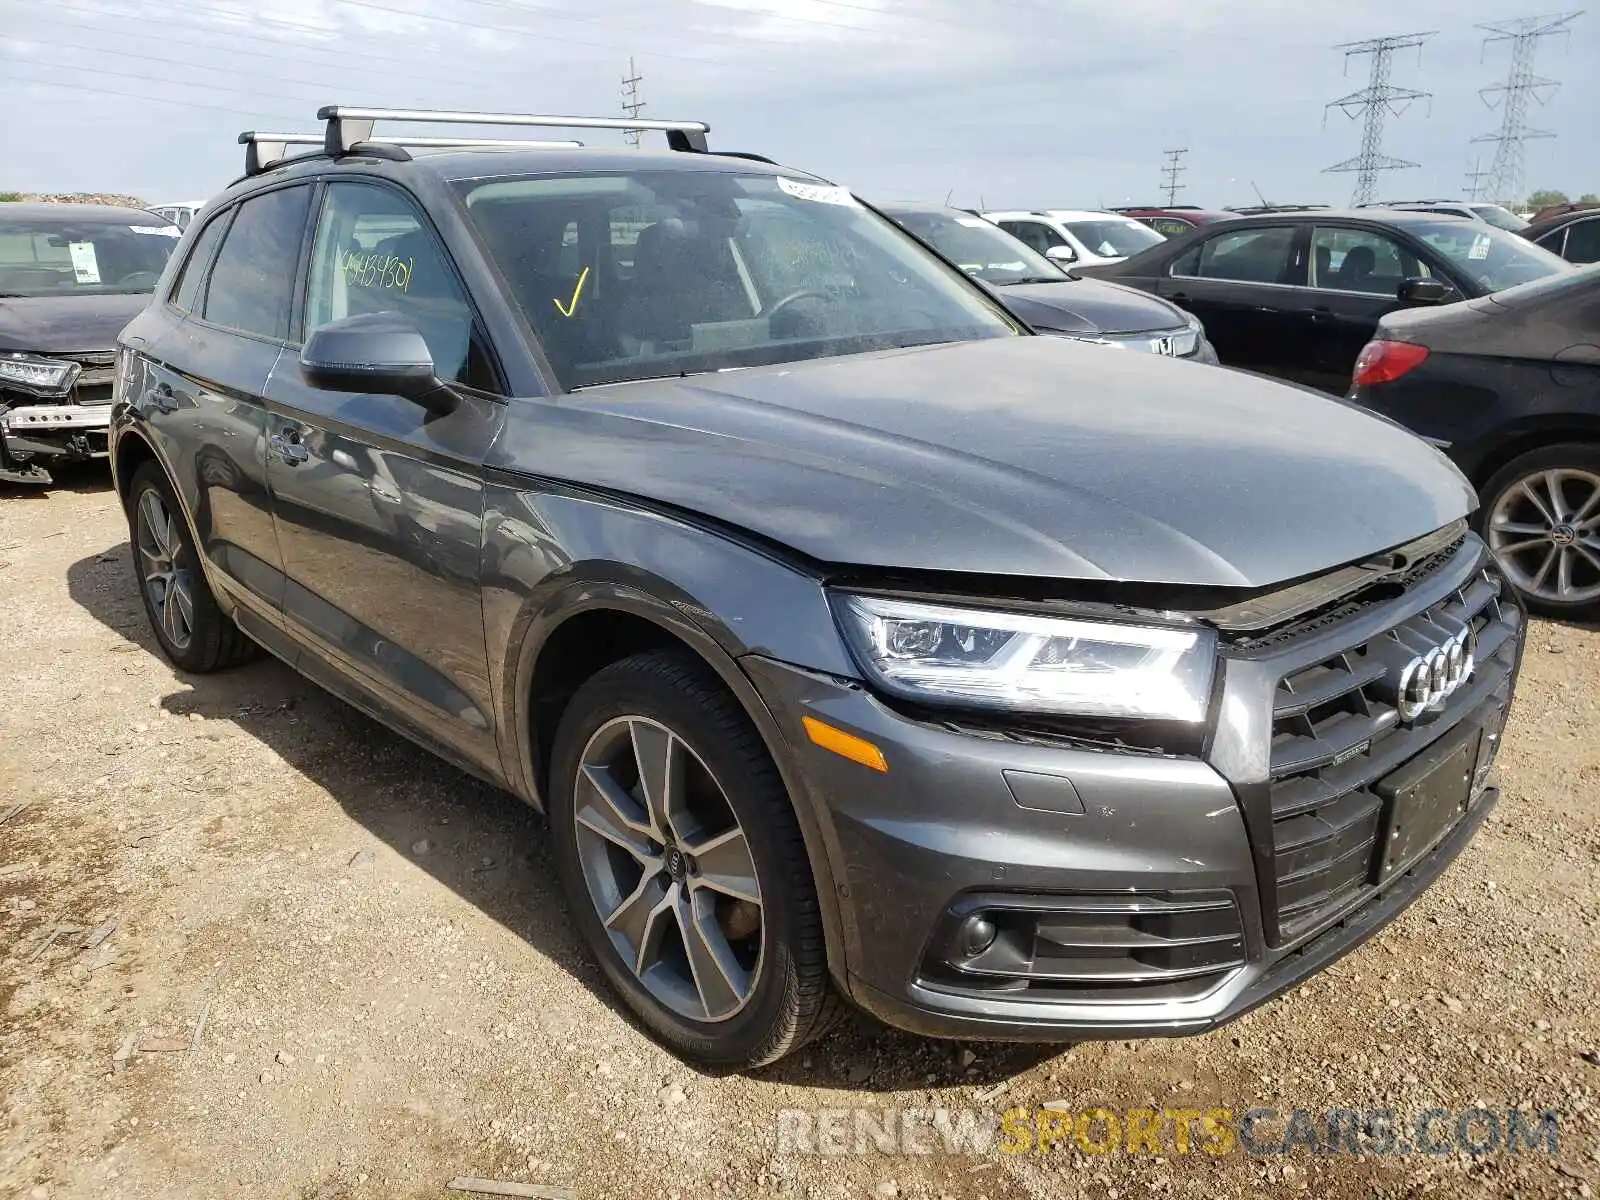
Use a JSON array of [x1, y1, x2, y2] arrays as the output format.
[[498, 337, 1475, 588]]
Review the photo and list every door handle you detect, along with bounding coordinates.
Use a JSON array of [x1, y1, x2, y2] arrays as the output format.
[[268, 431, 310, 465], [145, 383, 178, 413]]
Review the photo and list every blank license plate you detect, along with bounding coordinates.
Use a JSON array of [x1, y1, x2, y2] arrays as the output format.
[[1374, 725, 1482, 881]]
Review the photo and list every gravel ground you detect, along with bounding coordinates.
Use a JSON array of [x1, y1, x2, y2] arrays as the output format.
[[1, 465, 1597, 1200]]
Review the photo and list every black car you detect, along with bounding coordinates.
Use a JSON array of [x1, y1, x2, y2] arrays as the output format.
[[1087, 209, 1570, 393], [0, 203, 183, 485], [1523, 208, 1600, 266], [110, 106, 1521, 1070], [879, 201, 1216, 361], [1349, 265, 1600, 617]]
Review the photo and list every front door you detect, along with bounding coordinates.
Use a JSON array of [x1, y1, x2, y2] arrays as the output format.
[[1301, 225, 1446, 393], [264, 179, 507, 777], [1155, 224, 1308, 378]]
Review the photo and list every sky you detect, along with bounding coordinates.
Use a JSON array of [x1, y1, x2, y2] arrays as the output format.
[[1, 0, 1595, 210]]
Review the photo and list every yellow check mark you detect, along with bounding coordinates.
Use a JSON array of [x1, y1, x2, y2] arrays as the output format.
[[553, 266, 590, 318]]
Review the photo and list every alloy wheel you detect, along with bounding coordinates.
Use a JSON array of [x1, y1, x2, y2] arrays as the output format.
[[572, 716, 764, 1022], [135, 488, 196, 651], [1488, 467, 1600, 607]]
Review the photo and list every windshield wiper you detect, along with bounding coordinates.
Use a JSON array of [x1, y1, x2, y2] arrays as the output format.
[[997, 275, 1074, 286]]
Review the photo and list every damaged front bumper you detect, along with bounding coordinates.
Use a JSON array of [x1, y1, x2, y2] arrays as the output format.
[[0, 400, 112, 484]]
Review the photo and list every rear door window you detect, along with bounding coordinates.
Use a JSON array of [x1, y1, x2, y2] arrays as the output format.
[[201, 185, 312, 341], [169, 211, 231, 314], [1175, 226, 1299, 284]]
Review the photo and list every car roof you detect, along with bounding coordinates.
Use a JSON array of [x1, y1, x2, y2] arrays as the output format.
[[876, 201, 974, 217], [981, 209, 1131, 222], [0, 202, 171, 223], [1205, 208, 1474, 226]]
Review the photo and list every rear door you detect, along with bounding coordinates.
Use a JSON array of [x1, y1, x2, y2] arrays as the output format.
[[1560, 216, 1600, 265], [263, 177, 506, 777], [136, 184, 313, 631], [1154, 224, 1307, 376]]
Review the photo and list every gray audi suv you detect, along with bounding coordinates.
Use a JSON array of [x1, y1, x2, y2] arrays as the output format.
[[109, 107, 1525, 1069]]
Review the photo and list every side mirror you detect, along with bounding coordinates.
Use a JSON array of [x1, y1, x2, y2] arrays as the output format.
[[300, 312, 455, 414], [1397, 276, 1449, 305], [1045, 245, 1078, 264]]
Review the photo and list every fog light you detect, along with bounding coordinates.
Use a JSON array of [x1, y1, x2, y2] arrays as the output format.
[[958, 915, 997, 958]]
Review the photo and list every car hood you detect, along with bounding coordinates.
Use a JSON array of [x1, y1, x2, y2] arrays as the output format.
[[990, 278, 1188, 335], [0, 293, 148, 353], [505, 337, 1474, 589]]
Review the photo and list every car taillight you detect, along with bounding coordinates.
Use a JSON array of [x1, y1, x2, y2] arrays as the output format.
[[1353, 340, 1429, 388]]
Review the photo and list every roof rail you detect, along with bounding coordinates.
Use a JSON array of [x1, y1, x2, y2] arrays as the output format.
[[239, 130, 585, 176], [316, 105, 711, 156], [1110, 205, 1202, 211]]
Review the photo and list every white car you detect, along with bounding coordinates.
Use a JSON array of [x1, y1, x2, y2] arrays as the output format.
[[980, 209, 1167, 268], [1355, 199, 1528, 232], [147, 200, 206, 231]]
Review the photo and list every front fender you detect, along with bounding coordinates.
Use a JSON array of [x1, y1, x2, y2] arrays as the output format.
[[480, 480, 860, 979]]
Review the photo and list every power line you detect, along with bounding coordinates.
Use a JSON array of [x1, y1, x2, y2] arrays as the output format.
[[620, 56, 644, 148], [1322, 31, 1436, 207], [1160, 148, 1187, 206], [1471, 10, 1583, 206]]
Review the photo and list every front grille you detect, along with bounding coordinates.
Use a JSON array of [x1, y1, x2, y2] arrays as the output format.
[[1264, 564, 1521, 942], [65, 352, 116, 406], [920, 890, 1246, 1002]]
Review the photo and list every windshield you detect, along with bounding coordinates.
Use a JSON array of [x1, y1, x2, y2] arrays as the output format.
[[887, 210, 1067, 285], [1410, 219, 1569, 293], [457, 171, 1017, 390], [0, 212, 181, 297], [1062, 219, 1165, 259], [1470, 204, 1528, 232]]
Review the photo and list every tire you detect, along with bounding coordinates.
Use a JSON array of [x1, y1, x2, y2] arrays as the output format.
[[125, 461, 259, 672], [548, 650, 842, 1070], [1476, 443, 1600, 619]]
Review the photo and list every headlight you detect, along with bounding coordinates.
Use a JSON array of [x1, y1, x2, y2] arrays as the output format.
[[832, 594, 1217, 722], [0, 354, 79, 397]]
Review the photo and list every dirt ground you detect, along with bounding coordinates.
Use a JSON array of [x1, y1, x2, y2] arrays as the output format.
[[2, 464, 1597, 1200]]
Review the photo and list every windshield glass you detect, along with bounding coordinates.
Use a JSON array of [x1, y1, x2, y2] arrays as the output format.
[[1470, 204, 1528, 232], [1062, 219, 1165, 259], [1411, 219, 1569, 292], [0, 212, 181, 297], [886, 210, 1067, 285], [456, 171, 1017, 390]]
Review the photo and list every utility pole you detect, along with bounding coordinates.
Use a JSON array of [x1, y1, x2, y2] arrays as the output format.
[[1160, 148, 1188, 206], [1471, 11, 1583, 206], [620, 56, 645, 147], [1322, 31, 1436, 206]]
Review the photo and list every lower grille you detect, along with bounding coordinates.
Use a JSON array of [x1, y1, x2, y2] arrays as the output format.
[[921, 890, 1246, 1002], [1265, 564, 1521, 942]]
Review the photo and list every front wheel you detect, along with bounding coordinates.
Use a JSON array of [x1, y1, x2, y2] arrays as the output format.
[[548, 650, 841, 1069], [1478, 443, 1600, 618]]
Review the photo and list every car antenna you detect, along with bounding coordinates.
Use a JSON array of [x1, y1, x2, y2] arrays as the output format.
[[1251, 180, 1271, 208]]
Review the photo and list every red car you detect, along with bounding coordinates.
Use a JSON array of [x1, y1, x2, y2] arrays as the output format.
[[1110, 206, 1234, 238]]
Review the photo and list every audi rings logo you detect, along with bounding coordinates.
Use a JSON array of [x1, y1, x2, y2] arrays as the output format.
[[1397, 625, 1476, 721]]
